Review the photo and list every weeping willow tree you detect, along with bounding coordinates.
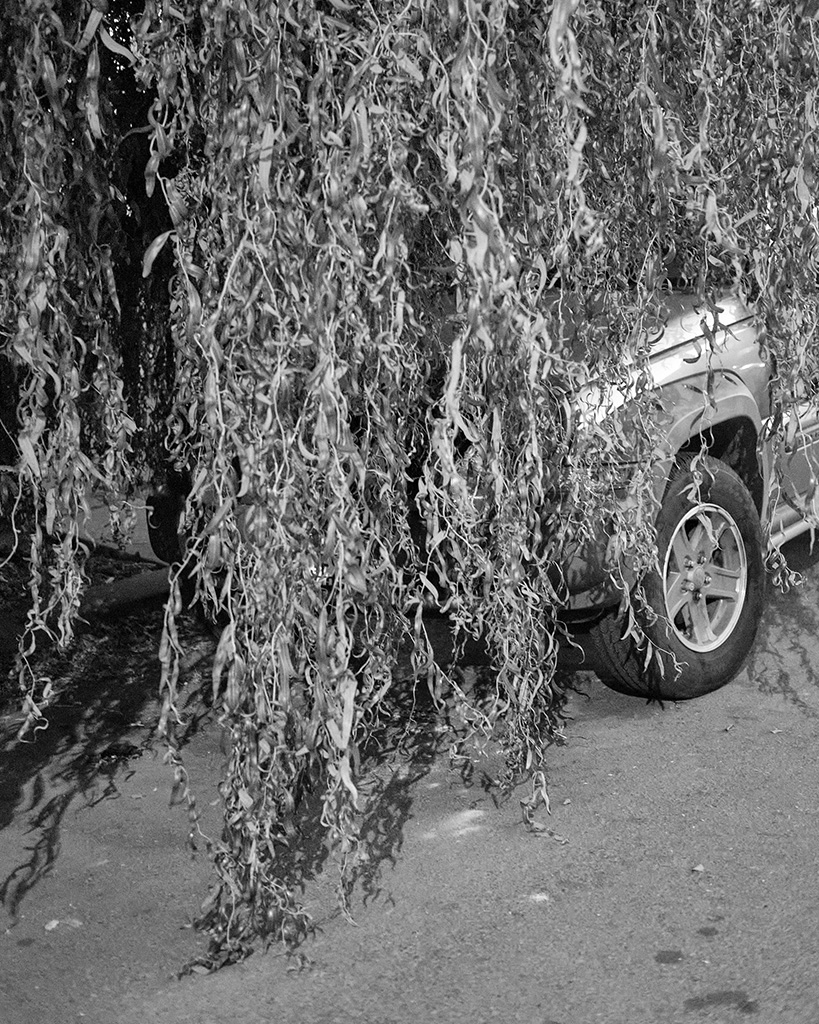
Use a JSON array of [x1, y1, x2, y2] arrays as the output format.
[[3, 0, 819, 964]]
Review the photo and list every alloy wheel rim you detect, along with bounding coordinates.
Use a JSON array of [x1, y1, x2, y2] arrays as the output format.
[[662, 502, 747, 653]]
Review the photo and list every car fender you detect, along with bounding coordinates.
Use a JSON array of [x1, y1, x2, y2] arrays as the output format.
[[564, 370, 770, 609], [654, 370, 771, 513]]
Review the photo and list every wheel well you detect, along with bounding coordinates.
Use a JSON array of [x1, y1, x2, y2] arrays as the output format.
[[677, 417, 763, 513]]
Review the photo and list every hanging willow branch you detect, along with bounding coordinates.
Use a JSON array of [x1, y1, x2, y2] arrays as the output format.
[[0, 0, 137, 725], [4, 0, 819, 967]]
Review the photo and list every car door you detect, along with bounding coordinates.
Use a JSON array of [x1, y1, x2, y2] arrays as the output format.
[[770, 381, 819, 543]]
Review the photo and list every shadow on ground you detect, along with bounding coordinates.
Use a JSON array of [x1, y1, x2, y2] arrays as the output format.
[[744, 532, 819, 716], [0, 582, 173, 920], [0, 561, 498, 938]]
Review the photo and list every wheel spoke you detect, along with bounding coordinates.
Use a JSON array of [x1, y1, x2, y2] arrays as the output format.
[[671, 529, 696, 571], [665, 571, 690, 619], [688, 595, 718, 646], [687, 518, 708, 552], [704, 561, 743, 602], [697, 512, 728, 558]]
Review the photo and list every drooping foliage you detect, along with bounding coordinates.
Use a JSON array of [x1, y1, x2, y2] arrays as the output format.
[[3, 0, 819, 964], [0, 0, 175, 663]]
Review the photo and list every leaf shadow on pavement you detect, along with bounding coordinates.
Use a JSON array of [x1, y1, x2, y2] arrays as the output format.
[[0, 568, 184, 923], [195, 617, 484, 952], [213, 671, 452, 969], [0, 568, 650, 945], [744, 533, 819, 716], [0, 560, 493, 955], [351, 675, 449, 909]]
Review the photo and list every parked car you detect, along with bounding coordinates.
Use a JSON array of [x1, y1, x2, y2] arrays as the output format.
[[564, 294, 819, 700], [146, 293, 819, 702]]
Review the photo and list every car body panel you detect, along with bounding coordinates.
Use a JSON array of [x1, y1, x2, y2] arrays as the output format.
[[564, 295, 819, 611]]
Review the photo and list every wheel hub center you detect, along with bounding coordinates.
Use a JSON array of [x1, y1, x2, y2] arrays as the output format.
[[690, 565, 707, 590]]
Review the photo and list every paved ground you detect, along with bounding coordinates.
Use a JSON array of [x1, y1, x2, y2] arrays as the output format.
[[2, 529, 819, 1024]]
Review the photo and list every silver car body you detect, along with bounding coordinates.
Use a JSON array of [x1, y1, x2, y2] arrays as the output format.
[[566, 294, 819, 610]]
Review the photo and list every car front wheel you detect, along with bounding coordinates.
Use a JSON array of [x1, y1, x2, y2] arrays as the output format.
[[587, 454, 765, 700]]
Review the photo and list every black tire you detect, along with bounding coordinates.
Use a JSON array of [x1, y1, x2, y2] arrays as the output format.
[[587, 454, 765, 700], [146, 491, 200, 610], [146, 492, 186, 565]]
